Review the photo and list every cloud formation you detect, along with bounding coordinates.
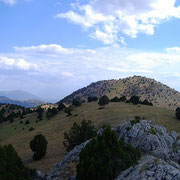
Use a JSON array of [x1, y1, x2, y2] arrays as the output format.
[[1, 0, 16, 5], [57, 0, 180, 44], [1, 43, 180, 99], [0, 56, 38, 70]]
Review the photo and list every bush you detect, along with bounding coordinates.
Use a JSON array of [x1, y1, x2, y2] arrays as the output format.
[[0, 144, 35, 180], [76, 126, 141, 180], [63, 120, 96, 152], [46, 107, 58, 119], [72, 98, 82, 106], [64, 106, 73, 116], [98, 95, 110, 107], [30, 134, 48, 161], [176, 107, 180, 120], [140, 99, 153, 106], [58, 103, 66, 111], [129, 96, 140, 105], [88, 96, 98, 102], [29, 127, 35, 131], [25, 120, 30, 125], [119, 96, 126, 102], [110, 96, 120, 102]]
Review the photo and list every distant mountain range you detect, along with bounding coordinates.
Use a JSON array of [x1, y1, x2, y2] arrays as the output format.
[[59, 76, 180, 109], [0, 90, 42, 101], [0, 96, 44, 108]]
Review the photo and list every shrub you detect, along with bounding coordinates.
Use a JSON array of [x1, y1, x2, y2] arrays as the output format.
[[29, 127, 35, 131], [46, 107, 58, 119], [0, 144, 35, 180], [30, 134, 48, 161], [72, 98, 82, 106], [98, 95, 110, 107], [25, 120, 30, 125], [130, 117, 141, 126], [176, 107, 180, 120], [88, 96, 98, 102], [129, 96, 140, 105], [57, 103, 66, 111], [64, 106, 73, 116], [119, 96, 126, 102], [76, 126, 141, 180], [140, 99, 153, 106], [63, 120, 96, 152], [110, 96, 120, 102]]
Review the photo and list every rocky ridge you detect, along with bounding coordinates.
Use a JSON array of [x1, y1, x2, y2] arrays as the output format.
[[59, 76, 180, 109], [42, 120, 180, 180]]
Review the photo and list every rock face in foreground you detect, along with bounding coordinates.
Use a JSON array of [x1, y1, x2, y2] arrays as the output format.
[[44, 120, 180, 180]]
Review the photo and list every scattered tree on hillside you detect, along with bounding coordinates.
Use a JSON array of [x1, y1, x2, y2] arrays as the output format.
[[64, 106, 73, 116], [63, 119, 96, 152], [110, 96, 120, 102], [0, 144, 35, 180], [176, 107, 180, 120], [57, 103, 66, 111], [119, 96, 126, 102], [76, 126, 141, 180], [88, 96, 98, 102], [46, 107, 58, 119], [129, 96, 140, 105], [30, 134, 48, 161], [72, 98, 82, 107], [98, 95, 110, 107], [140, 99, 153, 106]]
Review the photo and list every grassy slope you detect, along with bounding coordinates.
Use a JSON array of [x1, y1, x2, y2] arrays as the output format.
[[0, 102, 179, 172]]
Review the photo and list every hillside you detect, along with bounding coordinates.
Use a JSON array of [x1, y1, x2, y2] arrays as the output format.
[[0, 96, 44, 108], [0, 101, 179, 173], [0, 90, 42, 101], [59, 76, 180, 109]]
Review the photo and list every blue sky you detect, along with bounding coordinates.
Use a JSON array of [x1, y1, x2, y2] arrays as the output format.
[[0, 0, 180, 101]]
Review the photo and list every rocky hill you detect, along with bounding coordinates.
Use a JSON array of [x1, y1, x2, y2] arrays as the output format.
[[44, 120, 180, 180], [59, 76, 180, 109]]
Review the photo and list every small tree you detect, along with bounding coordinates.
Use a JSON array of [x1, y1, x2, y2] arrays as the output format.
[[0, 144, 35, 180], [30, 134, 48, 161], [76, 126, 141, 180], [63, 120, 96, 152], [176, 107, 180, 120], [119, 96, 126, 102], [72, 98, 82, 106], [88, 96, 98, 102], [129, 96, 140, 105], [98, 95, 110, 107], [110, 96, 120, 102], [58, 103, 66, 111], [64, 106, 73, 116]]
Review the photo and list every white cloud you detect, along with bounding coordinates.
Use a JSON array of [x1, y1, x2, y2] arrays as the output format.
[[0, 0, 31, 5], [1, 44, 180, 98], [0, 56, 38, 70], [0, 0, 16, 5], [57, 0, 180, 44], [10, 44, 180, 79], [166, 47, 180, 54]]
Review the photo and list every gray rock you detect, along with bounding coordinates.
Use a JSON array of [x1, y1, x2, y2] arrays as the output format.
[[116, 155, 180, 180], [43, 120, 180, 180], [117, 120, 180, 163]]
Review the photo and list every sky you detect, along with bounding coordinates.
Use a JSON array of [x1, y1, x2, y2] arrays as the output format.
[[0, 0, 180, 101]]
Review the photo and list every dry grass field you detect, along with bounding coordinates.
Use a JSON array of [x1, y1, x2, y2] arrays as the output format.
[[0, 102, 179, 173]]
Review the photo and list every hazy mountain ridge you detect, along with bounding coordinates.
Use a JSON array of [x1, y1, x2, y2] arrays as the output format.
[[0, 90, 42, 101], [59, 76, 180, 109], [0, 96, 44, 108]]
